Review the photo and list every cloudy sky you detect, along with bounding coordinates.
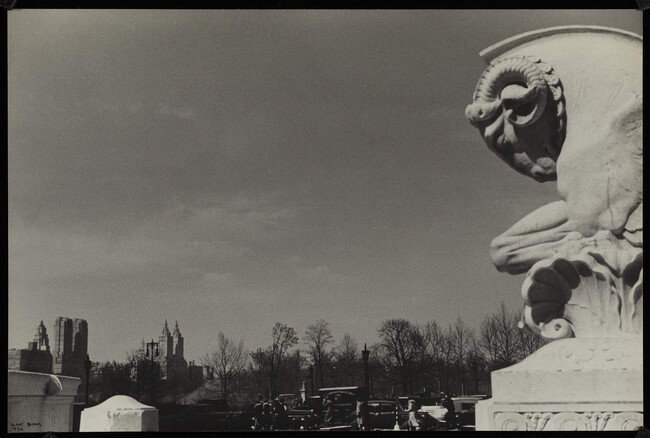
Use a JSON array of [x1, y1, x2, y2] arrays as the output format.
[[8, 10, 642, 363]]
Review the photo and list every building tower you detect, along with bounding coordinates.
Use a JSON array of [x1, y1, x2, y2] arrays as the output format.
[[51, 317, 88, 402], [52, 317, 88, 376], [173, 320, 184, 358], [157, 320, 172, 379], [8, 321, 53, 373], [52, 317, 72, 373], [28, 320, 50, 352], [159, 319, 172, 358], [155, 319, 187, 380]]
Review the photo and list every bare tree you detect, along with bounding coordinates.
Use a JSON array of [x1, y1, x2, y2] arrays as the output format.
[[249, 347, 273, 397], [332, 333, 359, 386], [516, 318, 546, 359], [96, 361, 134, 402], [451, 317, 474, 395], [303, 319, 334, 388], [480, 302, 525, 370], [479, 313, 500, 370], [377, 318, 424, 394], [249, 322, 299, 398], [201, 332, 248, 401], [466, 337, 487, 395], [282, 349, 307, 397], [439, 325, 456, 393], [422, 321, 446, 393], [473, 303, 548, 395]]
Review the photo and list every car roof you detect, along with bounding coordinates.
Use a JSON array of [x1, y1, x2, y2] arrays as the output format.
[[318, 386, 360, 391]]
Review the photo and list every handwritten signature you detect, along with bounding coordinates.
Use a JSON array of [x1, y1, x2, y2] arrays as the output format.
[[9, 421, 42, 431]]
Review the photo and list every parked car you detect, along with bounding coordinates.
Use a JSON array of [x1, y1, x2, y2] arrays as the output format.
[[420, 403, 446, 422], [286, 405, 320, 430], [158, 403, 237, 431], [317, 387, 362, 427], [278, 393, 300, 408], [397, 396, 424, 410], [453, 395, 491, 430], [349, 399, 438, 431], [236, 403, 257, 430], [425, 395, 489, 430], [452, 396, 476, 429]]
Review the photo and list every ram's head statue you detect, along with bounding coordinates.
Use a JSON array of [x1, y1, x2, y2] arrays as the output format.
[[465, 55, 566, 183]]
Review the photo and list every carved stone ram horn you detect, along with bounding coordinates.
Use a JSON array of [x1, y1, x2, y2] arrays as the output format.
[[465, 55, 548, 128]]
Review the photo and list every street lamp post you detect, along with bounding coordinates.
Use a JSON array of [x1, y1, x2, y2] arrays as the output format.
[[471, 358, 479, 394], [361, 343, 370, 402], [83, 354, 92, 406], [308, 365, 314, 397], [145, 339, 159, 405]]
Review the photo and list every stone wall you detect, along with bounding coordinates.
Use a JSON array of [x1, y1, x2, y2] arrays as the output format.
[[8, 370, 81, 433]]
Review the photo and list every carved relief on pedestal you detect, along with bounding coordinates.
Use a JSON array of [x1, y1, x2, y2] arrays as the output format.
[[494, 412, 528, 431], [494, 411, 641, 431], [543, 412, 588, 431], [604, 412, 644, 431], [585, 412, 615, 432], [516, 336, 641, 371], [525, 412, 553, 431]]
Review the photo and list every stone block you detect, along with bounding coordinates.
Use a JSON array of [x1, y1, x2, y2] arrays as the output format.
[[476, 337, 643, 431], [7, 370, 81, 433], [79, 395, 158, 432]]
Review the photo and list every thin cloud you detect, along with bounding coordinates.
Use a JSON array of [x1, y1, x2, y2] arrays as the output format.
[[101, 101, 144, 114], [99, 100, 197, 120], [9, 189, 300, 295], [156, 102, 197, 120]]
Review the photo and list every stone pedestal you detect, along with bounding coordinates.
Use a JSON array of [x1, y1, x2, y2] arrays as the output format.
[[79, 395, 158, 431], [476, 337, 643, 431], [7, 370, 81, 433]]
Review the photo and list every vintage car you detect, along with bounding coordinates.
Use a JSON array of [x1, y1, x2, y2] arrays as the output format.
[[423, 395, 489, 430], [285, 405, 320, 430], [317, 386, 362, 427], [420, 403, 446, 421], [158, 401, 238, 431], [348, 399, 438, 431]]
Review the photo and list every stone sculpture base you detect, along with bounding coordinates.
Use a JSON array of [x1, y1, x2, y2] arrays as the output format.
[[7, 370, 81, 433], [80, 395, 158, 432], [475, 337, 643, 431]]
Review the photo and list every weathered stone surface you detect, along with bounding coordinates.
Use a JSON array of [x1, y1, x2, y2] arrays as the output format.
[[481, 410, 643, 431], [79, 395, 158, 432], [470, 26, 642, 275], [466, 25, 643, 431], [521, 232, 642, 341], [466, 24, 643, 343], [7, 370, 81, 433], [476, 337, 642, 431]]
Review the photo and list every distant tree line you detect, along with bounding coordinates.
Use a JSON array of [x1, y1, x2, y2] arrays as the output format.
[[89, 302, 544, 409], [88, 348, 193, 405]]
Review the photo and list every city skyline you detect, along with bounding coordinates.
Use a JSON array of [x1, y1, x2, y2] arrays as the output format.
[[8, 10, 642, 363]]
